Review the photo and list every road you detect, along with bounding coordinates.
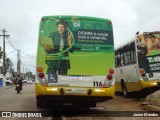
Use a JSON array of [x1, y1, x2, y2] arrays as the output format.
[[0, 84, 159, 120], [0, 84, 50, 120]]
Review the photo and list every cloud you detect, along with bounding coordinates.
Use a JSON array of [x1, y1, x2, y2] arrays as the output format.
[[0, 0, 160, 74]]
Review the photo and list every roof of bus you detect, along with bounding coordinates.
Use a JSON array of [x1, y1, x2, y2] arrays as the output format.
[[115, 31, 160, 50], [143, 31, 160, 34], [41, 15, 111, 22], [115, 37, 135, 50]]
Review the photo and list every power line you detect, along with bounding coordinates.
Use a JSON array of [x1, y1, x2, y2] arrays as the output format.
[[22, 63, 36, 66], [7, 38, 17, 51], [5, 36, 36, 75], [6, 50, 15, 56], [7, 37, 36, 58], [22, 51, 36, 58]]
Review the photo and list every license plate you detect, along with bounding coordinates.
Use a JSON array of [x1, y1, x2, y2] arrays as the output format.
[[69, 76, 82, 80], [66, 88, 86, 94]]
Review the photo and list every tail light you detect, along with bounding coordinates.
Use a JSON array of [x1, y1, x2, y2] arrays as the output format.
[[109, 69, 114, 74], [107, 69, 114, 80], [140, 69, 145, 73], [140, 68, 146, 77], [37, 66, 47, 85], [39, 73, 44, 78], [107, 74, 112, 80], [37, 66, 44, 78], [103, 68, 114, 87], [141, 73, 146, 77], [37, 67, 43, 72]]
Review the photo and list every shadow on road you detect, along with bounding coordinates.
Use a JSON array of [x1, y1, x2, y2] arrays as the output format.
[[115, 90, 158, 100]]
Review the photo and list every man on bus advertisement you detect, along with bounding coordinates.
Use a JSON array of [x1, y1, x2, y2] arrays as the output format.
[[44, 20, 73, 75], [137, 33, 160, 73]]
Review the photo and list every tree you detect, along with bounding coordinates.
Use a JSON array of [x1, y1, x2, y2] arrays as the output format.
[[5, 58, 13, 72], [0, 47, 2, 59]]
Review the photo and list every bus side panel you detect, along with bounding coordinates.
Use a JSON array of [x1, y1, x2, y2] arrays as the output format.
[[115, 64, 141, 92]]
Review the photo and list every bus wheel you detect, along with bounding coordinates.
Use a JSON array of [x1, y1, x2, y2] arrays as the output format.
[[121, 81, 128, 98]]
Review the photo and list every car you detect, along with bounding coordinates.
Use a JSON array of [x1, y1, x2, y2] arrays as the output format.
[[26, 80, 32, 84], [6, 79, 12, 86], [6, 77, 13, 86], [22, 79, 27, 83], [6, 80, 12, 86]]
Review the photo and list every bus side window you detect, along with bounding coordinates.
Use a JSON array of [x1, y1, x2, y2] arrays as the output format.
[[116, 49, 122, 67], [130, 42, 136, 64], [117, 54, 121, 67], [123, 45, 130, 65], [121, 53, 124, 66]]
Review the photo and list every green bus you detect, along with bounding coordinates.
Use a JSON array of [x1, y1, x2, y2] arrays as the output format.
[[35, 16, 115, 108]]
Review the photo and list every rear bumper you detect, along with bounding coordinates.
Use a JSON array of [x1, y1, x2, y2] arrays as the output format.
[[140, 80, 160, 90], [35, 83, 115, 102], [115, 80, 160, 92]]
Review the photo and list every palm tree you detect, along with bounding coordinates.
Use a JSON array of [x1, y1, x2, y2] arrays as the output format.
[[5, 58, 13, 73]]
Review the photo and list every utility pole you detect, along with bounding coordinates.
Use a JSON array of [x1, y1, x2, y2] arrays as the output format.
[[0, 28, 10, 87], [17, 49, 21, 74]]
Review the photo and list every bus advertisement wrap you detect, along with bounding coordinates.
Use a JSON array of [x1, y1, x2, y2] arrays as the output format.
[[137, 32, 160, 73], [38, 16, 114, 76], [147, 55, 160, 72]]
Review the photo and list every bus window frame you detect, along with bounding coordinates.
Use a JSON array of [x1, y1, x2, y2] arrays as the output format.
[[115, 41, 137, 68]]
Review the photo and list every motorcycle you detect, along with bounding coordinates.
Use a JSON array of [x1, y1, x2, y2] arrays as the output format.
[[15, 80, 22, 94]]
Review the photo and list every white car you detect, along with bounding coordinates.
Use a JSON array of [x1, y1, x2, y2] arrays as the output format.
[[0, 77, 13, 86], [6, 79, 12, 86], [26, 80, 32, 84], [23, 79, 27, 83], [0, 78, 12, 86]]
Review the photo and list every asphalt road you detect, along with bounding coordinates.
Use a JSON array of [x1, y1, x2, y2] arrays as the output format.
[[0, 84, 159, 120], [0, 84, 51, 120]]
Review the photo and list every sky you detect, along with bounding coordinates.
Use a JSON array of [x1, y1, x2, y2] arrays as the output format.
[[0, 0, 160, 74]]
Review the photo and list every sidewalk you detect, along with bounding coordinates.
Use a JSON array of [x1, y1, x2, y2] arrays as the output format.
[[141, 90, 160, 111], [0, 85, 14, 94]]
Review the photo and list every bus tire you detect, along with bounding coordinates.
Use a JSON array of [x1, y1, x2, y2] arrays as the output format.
[[121, 81, 129, 98]]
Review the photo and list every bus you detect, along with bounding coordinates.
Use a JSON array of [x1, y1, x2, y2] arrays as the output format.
[[115, 31, 160, 97], [35, 16, 115, 108]]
